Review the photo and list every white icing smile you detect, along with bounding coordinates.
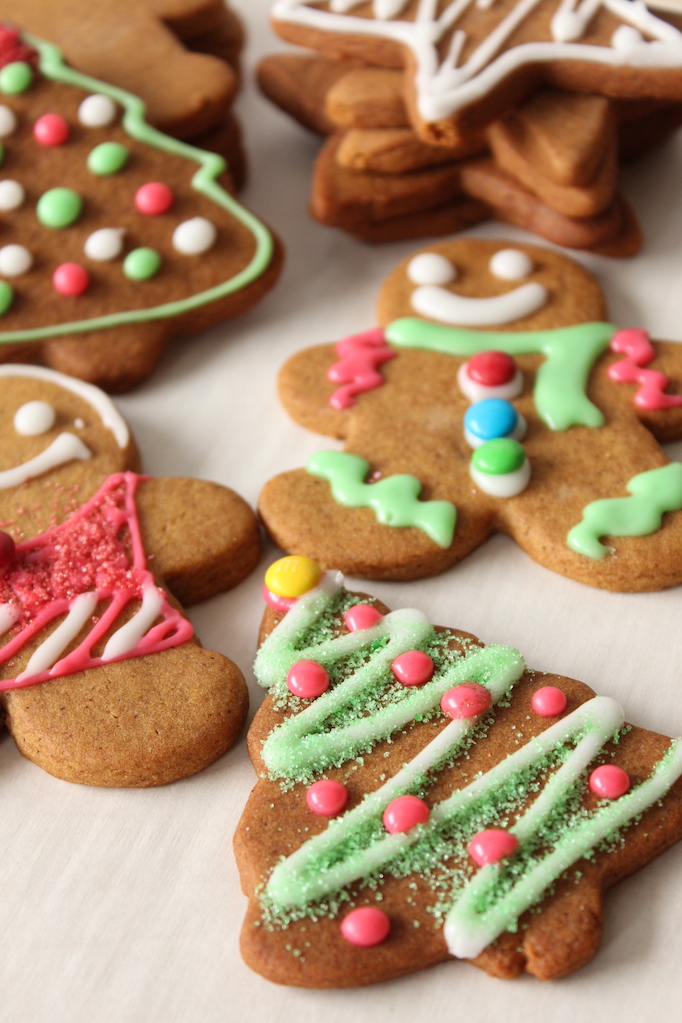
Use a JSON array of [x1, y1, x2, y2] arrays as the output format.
[[0, 433, 92, 489]]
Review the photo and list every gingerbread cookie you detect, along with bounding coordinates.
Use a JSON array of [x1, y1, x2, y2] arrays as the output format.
[[235, 559, 682, 986], [0, 363, 259, 787], [259, 238, 682, 591], [0, 32, 281, 392]]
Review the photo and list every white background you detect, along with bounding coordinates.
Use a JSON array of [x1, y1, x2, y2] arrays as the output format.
[[2, 2, 682, 1020]]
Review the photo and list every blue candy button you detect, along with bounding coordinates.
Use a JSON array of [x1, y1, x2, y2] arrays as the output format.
[[464, 398, 518, 444]]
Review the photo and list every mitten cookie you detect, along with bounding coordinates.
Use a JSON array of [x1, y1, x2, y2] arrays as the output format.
[[235, 560, 682, 986], [0, 363, 259, 787], [259, 238, 682, 591]]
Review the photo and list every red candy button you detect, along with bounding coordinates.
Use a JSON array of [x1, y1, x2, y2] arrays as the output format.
[[306, 779, 348, 817], [135, 182, 174, 215], [391, 650, 434, 687], [467, 350, 516, 387], [469, 829, 519, 866], [344, 604, 383, 631], [33, 113, 69, 146], [589, 764, 630, 799], [52, 263, 89, 296], [340, 907, 390, 947], [286, 660, 329, 699], [531, 686, 567, 717], [440, 682, 491, 720], [383, 795, 429, 834]]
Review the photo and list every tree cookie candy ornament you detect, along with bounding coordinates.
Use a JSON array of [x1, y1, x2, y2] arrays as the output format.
[[234, 561, 682, 986], [0, 31, 281, 392], [0, 364, 259, 786], [259, 238, 682, 591]]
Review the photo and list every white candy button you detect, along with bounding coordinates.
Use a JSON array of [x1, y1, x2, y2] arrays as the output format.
[[172, 217, 217, 255], [407, 252, 457, 286], [84, 227, 125, 262], [0, 244, 32, 277], [0, 105, 17, 138], [78, 94, 117, 128], [14, 401, 56, 436], [0, 179, 25, 211]]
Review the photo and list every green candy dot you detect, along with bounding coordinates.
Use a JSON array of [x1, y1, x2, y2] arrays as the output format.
[[0, 280, 14, 315], [0, 61, 33, 95], [87, 141, 130, 176], [123, 247, 161, 281], [36, 187, 83, 229], [472, 438, 526, 476]]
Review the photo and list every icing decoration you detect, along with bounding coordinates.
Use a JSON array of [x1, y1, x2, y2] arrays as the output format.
[[0, 244, 32, 277], [0, 432, 91, 488], [14, 400, 55, 436], [306, 779, 348, 816], [53, 263, 90, 296], [306, 450, 457, 548], [172, 216, 217, 255], [0, 531, 15, 569], [589, 764, 630, 799], [410, 279, 548, 327], [407, 252, 457, 286], [0, 28, 38, 72], [327, 327, 396, 411], [87, 141, 129, 175], [265, 556, 323, 598], [470, 439, 531, 497], [287, 660, 330, 699], [608, 328, 682, 411], [36, 187, 83, 229], [33, 112, 69, 146], [440, 682, 491, 719], [464, 398, 526, 449], [271, 1, 682, 123], [0, 281, 12, 315], [388, 318, 616, 431], [0, 179, 24, 210], [0, 472, 193, 690], [135, 181, 173, 215], [78, 93, 117, 127], [566, 463, 682, 559], [0, 61, 33, 95], [489, 249, 533, 281], [123, 248, 161, 281], [84, 228, 125, 262], [340, 907, 390, 947], [0, 104, 16, 136], [531, 686, 567, 717], [391, 650, 435, 687], [263, 585, 297, 613], [383, 795, 430, 834], [344, 603, 383, 631], [468, 829, 519, 866]]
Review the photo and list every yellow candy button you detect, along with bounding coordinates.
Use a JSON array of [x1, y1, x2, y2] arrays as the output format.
[[265, 556, 322, 598]]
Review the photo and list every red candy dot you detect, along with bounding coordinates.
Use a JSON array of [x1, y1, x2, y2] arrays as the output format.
[[391, 650, 434, 687], [33, 113, 70, 146], [306, 779, 348, 817], [340, 907, 390, 947], [52, 263, 89, 296], [286, 660, 329, 699], [383, 795, 430, 834], [469, 829, 519, 866], [344, 604, 383, 631], [0, 531, 15, 571], [532, 686, 567, 717], [468, 350, 516, 387], [589, 764, 630, 800], [135, 182, 174, 215], [440, 682, 491, 720]]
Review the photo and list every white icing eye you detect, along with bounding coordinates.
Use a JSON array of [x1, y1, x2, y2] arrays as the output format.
[[172, 217, 217, 255], [0, 105, 17, 138], [611, 25, 644, 53], [489, 248, 533, 281], [0, 244, 32, 277], [14, 401, 56, 436], [0, 180, 25, 211], [78, 94, 117, 127], [84, 227, 125, 262], [407, 252, 457, 287]]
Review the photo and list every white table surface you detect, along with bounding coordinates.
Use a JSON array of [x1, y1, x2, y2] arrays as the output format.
[[2, 3, 682, 1020]]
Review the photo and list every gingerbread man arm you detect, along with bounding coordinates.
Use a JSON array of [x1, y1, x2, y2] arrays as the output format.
[[605, 337, 682, 445], [278, 344, 354, 439]]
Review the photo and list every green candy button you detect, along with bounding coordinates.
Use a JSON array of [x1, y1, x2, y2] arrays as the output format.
[[123, 247, 161, 281], [0, 61, 33, 95], [87, 141, 130, 176], [471, 438, 526, 476], [36, 187, 83, 228], [0, 280, 14, 315]]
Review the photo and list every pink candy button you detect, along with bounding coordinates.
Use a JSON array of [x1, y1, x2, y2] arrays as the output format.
[[340, 907, 390, 948], [344, 604, 383, 631], [286, 660, 329, 699], [33, 113, 69, 146], [391, 650, 434, 687], [531, 686, 567, 717], [306, 779, 348, 817], [261, 584, 296, 613], [468, 829, 519, 867], [383, 795, 429, 834], [440, 682, 491, 720], [589, 764, 630, 799], [135, 182, 174, 215], [52, 263, 89, 296], [468, 350, 516, 387]]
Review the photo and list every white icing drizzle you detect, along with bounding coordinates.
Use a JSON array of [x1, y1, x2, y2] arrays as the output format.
[[410, 281, 548, 326], [0, 603, 20, 636], [457, 361, 524, 402], [14, 401, 56, 437], [470, 454, 531, 496], [488, 248, 533, 281], [0, 433, 91, 489], [101, 580, 163, 659], [407, 252, 458, 286], [16, 592, 98, 681]]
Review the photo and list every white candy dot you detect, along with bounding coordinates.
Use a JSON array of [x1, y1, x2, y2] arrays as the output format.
[[489, 248, 534, 281], [172, 217, 217, 255], [0, 179, 24, 211], [0, 105, 17, 138], [0, 244, 32, 277], [78, 93, 117, 128], [14, 401, 56, 436], [407, 252, 457, 287], [84, 227, 125, 262], [611, 25, 644, 53]]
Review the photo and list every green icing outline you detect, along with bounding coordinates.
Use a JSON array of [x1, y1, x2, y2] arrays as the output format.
[[0, 35, 273, 343]]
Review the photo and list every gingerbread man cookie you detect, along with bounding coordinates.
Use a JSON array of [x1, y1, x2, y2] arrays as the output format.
[[0, 363, 259, 787], [259, 238, 682, 591]]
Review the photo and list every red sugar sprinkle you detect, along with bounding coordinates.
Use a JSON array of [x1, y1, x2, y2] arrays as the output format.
[[0, 26, 39, 69]]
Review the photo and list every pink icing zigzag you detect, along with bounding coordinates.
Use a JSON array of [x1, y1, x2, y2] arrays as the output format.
[[327, 327, 396, 410], [609, 328, 682, 411]]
